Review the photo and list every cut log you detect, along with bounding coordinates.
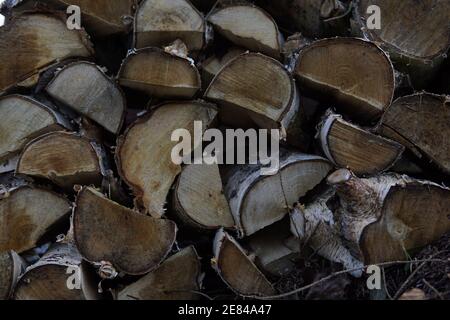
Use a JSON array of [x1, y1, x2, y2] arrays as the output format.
[[117, 246, 202, 300], [212, 229, 275, 297], [116, 101, 217, 217], [73, 187, 177, 275], [0, 95, 70, 162], [134, 0, 205, 51], [319, 111, 404, 176], [0, 251, 25, 300], [2, 0, 135, 36], [257, 0, 350, 37], [207, 4, 283, 59], [327, 169, 450, 264], [0, 184, 71, 253], [201, 47, 245, 87], [353, 0, 450, 87], [377, 93, 450, 175], [13, 243, 100, 300], [118, 48, 201, 99], [223, 151, 332, 237], [16, 132, 104, 189], [45, 62, 126, 134], [295, 38, 394, 122], [205, 52, 300, 130], [173, 163, 235, 230], [0, 12, 93, 93]]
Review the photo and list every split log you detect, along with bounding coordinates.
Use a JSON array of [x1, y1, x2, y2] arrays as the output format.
[[207, 4, 283, 59], [0, 95, 71, 162], [118, 48, 201, 99], [134, 0, 205, 51], [2, 0, 135, 37], [224, 151, 332, 237], [45, 62, 126, 134], [319, 111, 404, 176], [73, 187, 177, 275], [0, 184, 71, 253], [16, 132, 105, 189], [353, 0, 450, 87], [117, 246, 202, 300], [327, 169, 450, 264], [13, 244, 100, 300], [0, 12, 93, 93], [212, 229, 275, 297], [173, 163, 235, 230], [294, 38, 395, 123], [377, 93, 450, 175], [0, 251, 25, 300], [201, 47, 245, 87], [205, 52, 300, 131], [116, 101, 217, 217]]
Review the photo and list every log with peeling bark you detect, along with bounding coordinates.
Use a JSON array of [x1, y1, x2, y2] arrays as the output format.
[[294, 38, 395, 122], [207, 3, 284, 59], [353, 0, 450, 87], [13, 243, 100, 300], [73, 186, 177, 275], [117, 246, 202, 300], [118, 48, 201, 99], [0, 251, 25, 300], [117, 101, 218, 217], [318, 111, 404, 176], [16, 132, 105, 189], [377, 93, 450, 175], [0, 12, 93, 93], [134, 0, 205, 51], [212, 229, 276, 297]]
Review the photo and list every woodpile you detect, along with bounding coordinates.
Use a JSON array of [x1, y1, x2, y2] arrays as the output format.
[[0, 0, 449, 301]]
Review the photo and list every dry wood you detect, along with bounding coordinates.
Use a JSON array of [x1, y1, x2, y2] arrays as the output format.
[[212, 229, 275, 297], [295, 38, 395, 122], [16, 132, 104, 189], [117, 101, 217, 217], [201, 47, 245, 87], [0, 183, 71, 253], [224, 151, 332, 237], [13, 243, 100, 300], [319, 111, 404, 176], [119, 48, 201, 99], [377, 93, 450, 175], [0, 95, 71, 162], [117, 246, 202, 300], [0, 12, 93, 93], [173, 163, 235, 230], [0, 251, 25, 300], [205, 52, 300, 131], [134, 0, 205, 51], [45, 62, 126, 134], [353, 0, 450, 87], [74, 187, 177, 275], [207, 4, 283, 59]]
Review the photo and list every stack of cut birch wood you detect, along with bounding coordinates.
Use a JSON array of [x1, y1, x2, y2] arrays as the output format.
[[0, 0, 449, 300]]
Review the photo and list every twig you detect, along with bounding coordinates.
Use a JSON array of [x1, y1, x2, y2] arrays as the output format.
[[422, 279, 444, 300], [382, 267, 393, 300]]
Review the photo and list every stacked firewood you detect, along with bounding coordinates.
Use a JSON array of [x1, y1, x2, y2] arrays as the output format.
[[0, 0, 449, 300]]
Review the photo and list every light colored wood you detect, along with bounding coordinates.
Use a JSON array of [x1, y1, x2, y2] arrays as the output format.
[[46, 62, 125, 134], [119, 48, 201, 99], [135, 0, 205, 50], [16, 132, 104, 189], [117, 101, 217, 218], [74, 187, 177, 275], [319, 112, 404, 176], [0, 95, 69, 162], [173, 163, 235, 230], [0, 12, 93, 93], [212, 229, 275, 297], [201, 47, 245, 87], [295, 38, 394, 122], [0, 251, 24, 300], [118, 246, 202, 300], [0, 185, 71, 253], [208, 4, 283, 59]]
